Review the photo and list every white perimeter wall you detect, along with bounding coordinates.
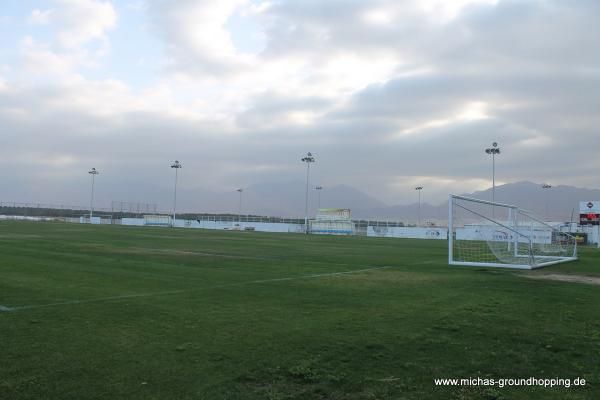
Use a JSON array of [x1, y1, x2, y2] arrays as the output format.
[[8, 215, 598, 244], [0, 215, 61, 222], [122, 218, 145, 226], [583, 225, 600, 245], [122, 218, 304, 233], [79, 216, 102, 224], [112, 219, 451, 239], [455, 225, 552, 244], [367, 226, 448, 239]]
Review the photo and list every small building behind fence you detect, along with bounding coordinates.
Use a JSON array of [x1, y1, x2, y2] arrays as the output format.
[[143, 215, 173, 227], [308, 208, 354, 235]]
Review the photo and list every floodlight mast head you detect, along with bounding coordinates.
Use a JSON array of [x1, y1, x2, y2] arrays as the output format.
[[302, 152, 316, 233], [485, 142, 501, 203], [301, 152, 315, 163]]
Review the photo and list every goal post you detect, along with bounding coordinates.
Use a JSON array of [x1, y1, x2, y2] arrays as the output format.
[[449, 194, 577, 269]]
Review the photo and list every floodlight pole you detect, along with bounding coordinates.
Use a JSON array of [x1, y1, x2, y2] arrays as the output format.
[[448, 194, 453, 264], [301, 152, 315, 234], [415, 186, 423, 227], [485, 142, 500, 203], [237, 188, 243, 222], [542, 183, 552, 221], [315, 186, 323, 210], [171, 160, 182, 225], [88, 168, 99, 220]]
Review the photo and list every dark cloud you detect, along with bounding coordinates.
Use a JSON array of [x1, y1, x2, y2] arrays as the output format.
[[1, 0, 599, 210]]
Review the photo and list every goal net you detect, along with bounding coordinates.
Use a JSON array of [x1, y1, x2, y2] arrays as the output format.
[[449, 195, 577, 269]]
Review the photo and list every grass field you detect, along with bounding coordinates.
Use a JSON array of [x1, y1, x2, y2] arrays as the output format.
[[1, 221, 600, 399]]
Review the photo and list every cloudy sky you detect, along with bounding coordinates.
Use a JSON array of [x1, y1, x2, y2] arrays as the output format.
[[1, 0, 599, 210]]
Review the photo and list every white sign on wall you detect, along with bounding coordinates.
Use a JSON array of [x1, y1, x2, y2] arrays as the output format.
[[580, 201, 600, 226], [367, 226, 448, 239], [580, 201, 600, 213]]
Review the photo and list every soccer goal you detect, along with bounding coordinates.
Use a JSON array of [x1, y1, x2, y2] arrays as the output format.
[[449, 195, 577, 269]]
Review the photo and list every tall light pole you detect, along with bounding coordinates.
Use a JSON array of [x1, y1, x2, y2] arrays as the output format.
[[485, 142, 501, 203], [88, 168, 99, 220], [542, 183, 552, 221], [415, 186, 423, 227], [171, 160, 182, 224], [237, 188, 243, 222], [315, 186, 323, 210], [301, 152, 316, 233]]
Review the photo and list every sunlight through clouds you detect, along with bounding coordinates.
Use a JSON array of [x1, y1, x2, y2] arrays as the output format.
[[0, 0, 599, 208]]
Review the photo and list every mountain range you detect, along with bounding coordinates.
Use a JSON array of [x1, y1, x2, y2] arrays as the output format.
[[178, 181, 600, 223]]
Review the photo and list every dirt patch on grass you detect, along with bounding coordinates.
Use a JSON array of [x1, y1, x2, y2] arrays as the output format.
[[127, 247, 261, 259], [522, 273, 600, 285], [70, 244, 201, 257]]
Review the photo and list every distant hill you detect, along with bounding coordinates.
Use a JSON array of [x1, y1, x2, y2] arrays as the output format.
[[367, 181, 600, 223], [174, 180, 600, 223], [186, 181, 388, 218], [464, 181, 600, 222]]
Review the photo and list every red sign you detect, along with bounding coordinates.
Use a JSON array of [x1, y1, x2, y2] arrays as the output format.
[[581, 212, 600, 225]]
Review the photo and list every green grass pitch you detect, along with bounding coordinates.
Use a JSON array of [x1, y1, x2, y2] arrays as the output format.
[[1, 220, 600, 399]]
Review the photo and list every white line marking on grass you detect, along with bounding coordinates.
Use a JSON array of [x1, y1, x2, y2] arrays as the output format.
[[13, 290, 189, 311], [0, 305, 13, 312], [129, 247, 271, 261], [128, 246, 414, 269], [246, 265, 394, 283], [12, 265, 393, 312], [82, 243, 442, 269]]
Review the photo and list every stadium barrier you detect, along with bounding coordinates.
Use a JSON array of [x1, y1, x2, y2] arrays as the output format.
[[2, 200, 598, 244], [121, 218, 305, 233], [119, 217, 446, 237], [367, 226, 448, 239], [0, 215, 64, 222], [114, 218, 600, 246]]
